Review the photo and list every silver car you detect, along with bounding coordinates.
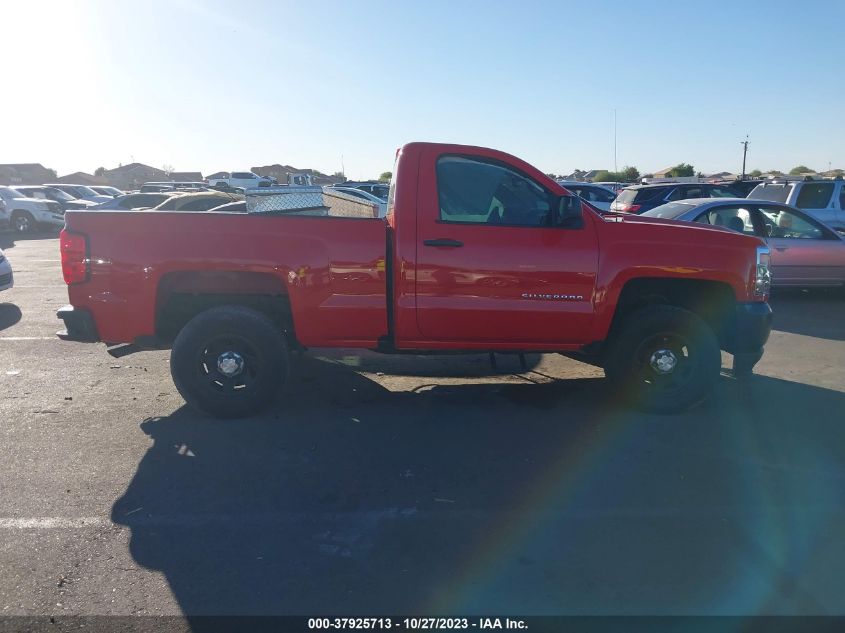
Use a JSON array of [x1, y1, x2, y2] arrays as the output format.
[[643, 198, 845, 288]]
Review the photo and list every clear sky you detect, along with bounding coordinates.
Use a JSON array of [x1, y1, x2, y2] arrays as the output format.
[[2, 0, 843, 179]]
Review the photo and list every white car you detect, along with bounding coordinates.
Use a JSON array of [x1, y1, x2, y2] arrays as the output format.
[[332, 186, 388, 217], [0, 186, 65, 233], [207, 171, 273, 190], [748, 179, 845, 230], [0, 248, 13, 291]]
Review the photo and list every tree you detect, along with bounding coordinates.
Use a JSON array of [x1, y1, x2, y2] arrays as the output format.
[[591, 166, 639, 183], [789, 165, 813, 175], [748, 169, 762, 178], [622, 166, 640, 181], [545, 173, 559, 180], [767, 169, 783, 177], [94, 167, 106, 177], [162, 164, 174, 176], [46, 168, 57, 179], [642, 173, 654, 179], [669, 163, 695, 177], [379, 171, 392, 182]]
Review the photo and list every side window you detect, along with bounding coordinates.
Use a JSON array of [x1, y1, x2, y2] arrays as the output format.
[[119, 196, 138, 208], [684, 187, 703, 198], [839, 184, 845, 210], [436, 156, 553, 226], [666, 187, 684, 201], [695, 206, 757, 235], [759, 207, 825, 239], [795, 183, 834, 209], [592, 187, 616, 203], [708, 186, 735, 198], [181, 198, 225, 211]]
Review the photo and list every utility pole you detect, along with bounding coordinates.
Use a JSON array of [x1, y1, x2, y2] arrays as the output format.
[[613, 109, 618, 175], [740, 136, 749, 180]]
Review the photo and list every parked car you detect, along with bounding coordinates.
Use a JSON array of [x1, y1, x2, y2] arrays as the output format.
[[206, 172, 273, 190], [0, 186, 65, 232], [58, 141, 772, 419], [0, 248, 13, 291], [140, 182, 209, 193], [715, 179, 763, 197], [152, 192, 242, 212], [592, 181, 629, 193], [747, 179, 845, 230], [610, 182, 737, 214], [12, 185, 97, 211], [332, 181, 389, 201], [331, 187, 388, 217], [207, 201, 247, 213], [44, 184, 113, 204], [556, 181, 617, 212], [90, 186, 124, 198], [93, 193, 176, 210], [642, 198, 845, 288]]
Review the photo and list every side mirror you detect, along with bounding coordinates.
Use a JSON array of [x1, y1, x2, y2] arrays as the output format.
[[556, 195, 583, 228]]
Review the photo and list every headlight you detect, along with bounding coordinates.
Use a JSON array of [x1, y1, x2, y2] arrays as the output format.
[[754, 245, 771, 298]]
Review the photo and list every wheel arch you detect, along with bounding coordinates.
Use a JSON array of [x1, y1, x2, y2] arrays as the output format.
[[154, 270, 299, 347], [606, 277, 738, 351]]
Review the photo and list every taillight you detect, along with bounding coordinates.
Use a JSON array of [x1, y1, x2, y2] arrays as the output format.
[[617, 204, 641, 213], [60, 229, 89, 284]]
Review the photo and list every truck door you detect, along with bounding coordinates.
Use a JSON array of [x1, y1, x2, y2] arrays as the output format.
[[414, 150, 599, 346]]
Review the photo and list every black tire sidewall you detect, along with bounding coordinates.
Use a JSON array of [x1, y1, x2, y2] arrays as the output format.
[[605, 306, 720, 413], [170, 306, 289, 418]]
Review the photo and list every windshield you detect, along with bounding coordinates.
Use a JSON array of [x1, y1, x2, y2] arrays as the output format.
[[749, 183, 792, 203], [616, 188, 638, 204], [73, 185, 102, 197], [45, 187, 75, 202], [641, 202, 697, 219], [0, 186, 25, 198]]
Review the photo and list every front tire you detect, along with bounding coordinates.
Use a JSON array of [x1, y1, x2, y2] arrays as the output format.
[[170, 305, 289, 418], [11, 211, 35, 233], [604, 305, 720, 413]]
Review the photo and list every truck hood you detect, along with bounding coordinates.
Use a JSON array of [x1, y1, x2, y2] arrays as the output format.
[[600, 211, 765, 246]]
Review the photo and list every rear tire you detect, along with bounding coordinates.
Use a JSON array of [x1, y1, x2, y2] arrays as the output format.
[[604, 305, 720, 413], [11, 211, 35, 234], [170, 305, 289, 419]]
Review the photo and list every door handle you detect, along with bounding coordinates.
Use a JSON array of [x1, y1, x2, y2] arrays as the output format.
[[423, 238, 464, 247], [775, 247, 788, 252]]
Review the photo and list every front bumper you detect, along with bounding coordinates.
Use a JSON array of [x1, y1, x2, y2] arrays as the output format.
[[56, 305, 100, 343], [729, 301, 772, 354]]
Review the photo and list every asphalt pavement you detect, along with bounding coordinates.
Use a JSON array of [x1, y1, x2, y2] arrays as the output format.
[[1, 233, 844, 617]]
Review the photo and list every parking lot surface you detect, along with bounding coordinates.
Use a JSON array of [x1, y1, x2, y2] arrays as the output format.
[[1, 233, 844, 616]]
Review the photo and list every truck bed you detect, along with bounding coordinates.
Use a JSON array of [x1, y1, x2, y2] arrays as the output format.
[[63, 210, 388, 347]]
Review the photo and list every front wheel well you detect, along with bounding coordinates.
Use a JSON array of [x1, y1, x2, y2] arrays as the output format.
[[610, 278, 737, 349]]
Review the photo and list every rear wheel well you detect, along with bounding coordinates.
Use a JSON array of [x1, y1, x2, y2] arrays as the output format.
[[610, 278, 736, 349], [155, 271, 297, 347]]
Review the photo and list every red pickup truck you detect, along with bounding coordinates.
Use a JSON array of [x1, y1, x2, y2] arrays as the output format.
[[58, 142, 772, 418]]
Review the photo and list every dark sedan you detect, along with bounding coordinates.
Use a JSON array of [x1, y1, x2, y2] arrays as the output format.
[[643, 198, 845, 288], [610, 182, 737, 214], [92, 193, 175, 210]]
